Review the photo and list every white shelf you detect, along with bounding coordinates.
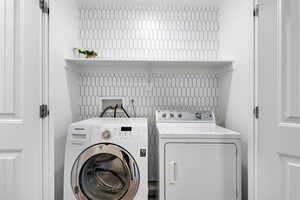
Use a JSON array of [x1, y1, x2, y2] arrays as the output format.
[[65, 58, 233, 68], [64, 58, 234, 74]]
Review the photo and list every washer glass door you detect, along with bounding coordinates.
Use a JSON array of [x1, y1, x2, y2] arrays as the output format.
[[72, 144, 140, 200]]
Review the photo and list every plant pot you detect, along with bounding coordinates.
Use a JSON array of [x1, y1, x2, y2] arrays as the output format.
[[86, 55, 97, 59]]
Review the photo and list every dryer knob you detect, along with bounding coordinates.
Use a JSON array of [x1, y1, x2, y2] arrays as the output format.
[[102, 130, 111, 139]]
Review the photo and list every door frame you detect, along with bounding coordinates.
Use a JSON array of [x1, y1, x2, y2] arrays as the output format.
[[248, 0, 258, 200], [37, 0, 259, 199], [40, 0, 54, 199]]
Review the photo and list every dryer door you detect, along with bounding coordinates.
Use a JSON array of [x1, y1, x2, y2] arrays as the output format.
[[164, 143, 237, 200], [71, 144, 140, 200]]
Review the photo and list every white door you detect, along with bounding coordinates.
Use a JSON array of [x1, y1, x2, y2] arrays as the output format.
[[165, 143, 237, 200], [0, 0, 47, 199], [257, 0, 300, 199]]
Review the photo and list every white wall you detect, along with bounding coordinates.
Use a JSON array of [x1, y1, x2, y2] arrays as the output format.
[[218, 0, 253, 199], [77, 71, 220, 181], [51, 0, 253, 199], [78, 0, 221, 6], [78, 3, 220, 61], [73, 0, 223, 181], [50, 0, 79, 199]]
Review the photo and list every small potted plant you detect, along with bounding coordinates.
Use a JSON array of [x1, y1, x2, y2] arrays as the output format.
[[74, 48, 98, 59]]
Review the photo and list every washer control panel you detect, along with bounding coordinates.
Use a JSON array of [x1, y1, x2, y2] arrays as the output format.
[[97, 126, 138, 140], [156, 110, 215, 123], [118, 126, 135, 139]]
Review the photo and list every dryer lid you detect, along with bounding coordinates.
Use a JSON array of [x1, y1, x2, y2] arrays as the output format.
[[157, 124, 241, 139]]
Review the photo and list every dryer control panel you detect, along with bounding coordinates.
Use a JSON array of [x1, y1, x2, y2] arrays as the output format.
[[156, 110, 215, 123]]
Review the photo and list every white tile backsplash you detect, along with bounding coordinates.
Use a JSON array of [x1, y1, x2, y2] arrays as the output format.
[[78, 4, 219, 60], [76, 3, 221, 180], [79, 72, 220, 180]]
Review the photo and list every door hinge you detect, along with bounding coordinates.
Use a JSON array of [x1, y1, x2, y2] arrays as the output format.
[[254, 106, 259, 119], [39, 0, 49, 14], [40, 104, 49, 119], [254, 4, 259, 17]]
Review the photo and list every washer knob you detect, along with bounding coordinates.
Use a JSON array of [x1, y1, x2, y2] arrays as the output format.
[[102, 130, 111, 139]]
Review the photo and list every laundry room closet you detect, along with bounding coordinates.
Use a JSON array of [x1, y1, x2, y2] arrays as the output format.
[[50, 0, 253, 199]]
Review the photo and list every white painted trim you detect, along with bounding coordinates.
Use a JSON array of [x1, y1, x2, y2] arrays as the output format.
[[276, 0, 283, 126], [275, 0, 300, 123], [278, 123, 300, 128], [275, 0, 300, 126], [42, 1, 54, 200], [0, 119, 24, 125], [248, 0, 258, 200], [0, 0, 22, 120]]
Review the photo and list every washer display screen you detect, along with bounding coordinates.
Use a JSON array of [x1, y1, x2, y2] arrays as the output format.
[[121, 127, 132, 131]]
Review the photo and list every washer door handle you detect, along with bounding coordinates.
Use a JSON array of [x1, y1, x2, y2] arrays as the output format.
[[169, 161, 176, 184]]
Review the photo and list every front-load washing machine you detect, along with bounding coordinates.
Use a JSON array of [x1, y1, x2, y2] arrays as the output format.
[[64, 118, 148, 200], [156, 110, 241, 200]]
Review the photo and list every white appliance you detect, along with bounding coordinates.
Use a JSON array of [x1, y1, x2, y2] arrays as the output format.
[[156, 110, 241, 200], [64, 118, 148, 200]]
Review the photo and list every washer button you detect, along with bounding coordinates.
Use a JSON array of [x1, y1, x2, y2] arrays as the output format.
[[140, 149, 147, 157]]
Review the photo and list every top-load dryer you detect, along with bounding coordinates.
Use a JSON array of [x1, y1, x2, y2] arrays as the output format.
[[156, 110, 241, 200]]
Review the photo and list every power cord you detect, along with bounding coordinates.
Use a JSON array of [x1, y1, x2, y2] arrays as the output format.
[[99, 104, 130, 118], [99, 106, 114, 117], [120, 104, 130, 118], [113, 104, 118, 118], [131, 99, 137, 118]]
